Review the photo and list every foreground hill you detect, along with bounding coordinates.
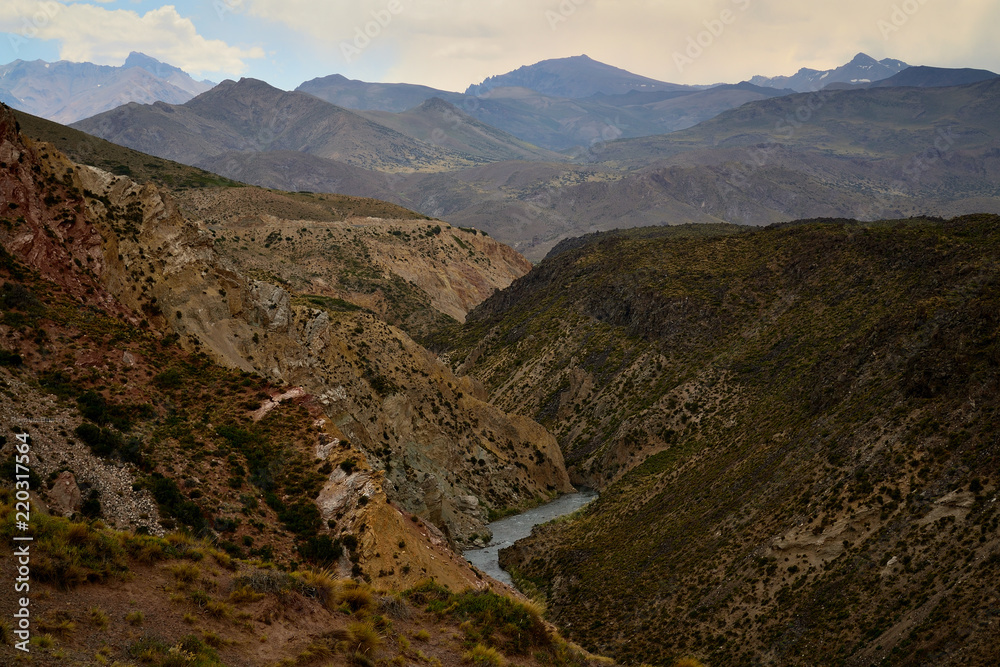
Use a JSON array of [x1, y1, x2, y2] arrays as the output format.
[[0, 99, 575, 581], [442, 218, 1000, 665]]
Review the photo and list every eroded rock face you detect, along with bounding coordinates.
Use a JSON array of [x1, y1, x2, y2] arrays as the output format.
[[1, 103, 570, 548]]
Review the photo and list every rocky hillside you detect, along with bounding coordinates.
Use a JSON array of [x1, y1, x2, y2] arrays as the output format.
[[0, 96, 571, 605], [444, 218, 1000, 665], [175, 186, 531, 330], [0, 501, 607, 666]]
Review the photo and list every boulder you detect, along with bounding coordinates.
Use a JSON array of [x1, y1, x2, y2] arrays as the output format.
[[48, 471, 82, 516]]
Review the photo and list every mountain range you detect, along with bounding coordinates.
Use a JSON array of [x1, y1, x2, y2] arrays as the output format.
[[0, 52, 213, 124], [749, 52, 908, 91], [3, 93, 999, 664], [2, 43, 1000, 667], [65, 72, 1000, 260]]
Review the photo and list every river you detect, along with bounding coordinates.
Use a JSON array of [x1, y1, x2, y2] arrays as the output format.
[[463, 488, 598, 586]]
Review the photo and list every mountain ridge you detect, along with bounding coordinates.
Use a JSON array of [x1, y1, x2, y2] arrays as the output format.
[[0, 53, 213, 123], [749, 52, 908, 91], [465, 54, 692, 97]]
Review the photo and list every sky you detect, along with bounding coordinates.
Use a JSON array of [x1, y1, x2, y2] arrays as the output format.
[[1, 0, 999, 92]]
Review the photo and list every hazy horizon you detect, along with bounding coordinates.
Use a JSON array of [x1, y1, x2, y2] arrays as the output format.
[[1, 0, 998, 92]]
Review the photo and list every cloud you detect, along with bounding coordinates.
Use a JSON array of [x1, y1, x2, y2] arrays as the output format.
[[245, 0, 1000, 90], [0, 1, 263, 76]]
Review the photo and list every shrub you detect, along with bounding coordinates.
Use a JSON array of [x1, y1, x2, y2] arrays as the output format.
[[167, 562, 200, 586], [339, 582, 376, 615], [346, 621, 381, 657], [464, 644, 506, 666], [298, 535, 343, 566], [81, 490, 101, 519], [279, 501, 321, 537], [292, 569, 339, 610], [89, 607, 109, 630], [427, 590, 548, 655], [38, 611, 76, 638], [152, 368, 184, 389], [671, 659, 707, 667], [143, 474, 206, 531], [1, 456, 40, 489], [0, 349, 22, 366]]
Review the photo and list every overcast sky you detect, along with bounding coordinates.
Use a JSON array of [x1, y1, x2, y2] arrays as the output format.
[[2, 0, 998, 91]]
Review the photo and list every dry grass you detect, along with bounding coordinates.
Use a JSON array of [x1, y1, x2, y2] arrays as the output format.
[[167, 562, 200, 586], [346, 621, 382, 657], [464, 644, 506, 666], [292, 568, 339, 610], [38, 611, 76, 638], [89, 607, 110, 630], [339, 582, 376, 615], [229, 586, 265, 605]]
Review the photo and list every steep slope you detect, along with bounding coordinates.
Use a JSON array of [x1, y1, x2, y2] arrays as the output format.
[[749, 52, 908, 91], [174, 186, 532, 328], [466, 54, 689, 97], [0, 104, 484, 591], [442, 218, 1000, 665], [2, 102, 571, 561], [0, 525, 607, 667], [13, 107, 242, 190], [72, 78, 481, 172], [0, 54, 212, 123]]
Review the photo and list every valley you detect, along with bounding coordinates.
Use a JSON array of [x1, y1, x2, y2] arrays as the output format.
[[1, 39, 999, 667]]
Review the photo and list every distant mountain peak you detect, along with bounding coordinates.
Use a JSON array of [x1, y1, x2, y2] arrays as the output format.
[[0, 53, 215, 123], [849, 52, 879, 64], [750, 54, 909, 92], [124, 51, 171, 70], [465, 55, 688, 98]]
